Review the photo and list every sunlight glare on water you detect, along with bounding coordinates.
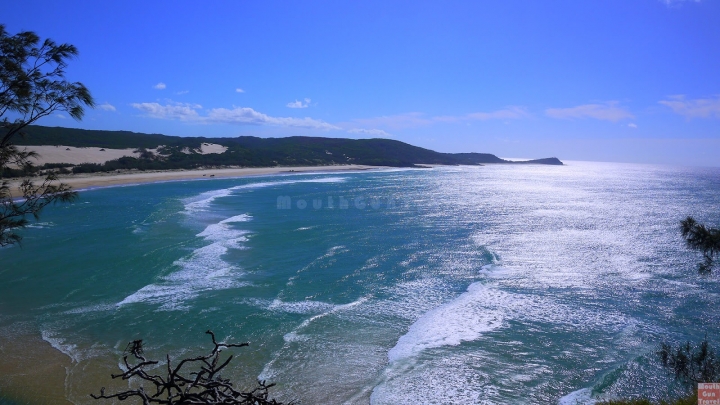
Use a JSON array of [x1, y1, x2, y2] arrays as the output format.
[[1, 162, 719, 404]]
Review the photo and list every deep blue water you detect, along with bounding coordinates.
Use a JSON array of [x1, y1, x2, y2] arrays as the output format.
[[1, 162, 720, 404]]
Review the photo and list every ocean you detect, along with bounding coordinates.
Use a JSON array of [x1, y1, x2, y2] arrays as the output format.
[[1, 161, 720, 404]]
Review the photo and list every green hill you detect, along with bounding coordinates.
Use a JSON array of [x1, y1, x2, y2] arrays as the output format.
[[13, 125, 562, 174]]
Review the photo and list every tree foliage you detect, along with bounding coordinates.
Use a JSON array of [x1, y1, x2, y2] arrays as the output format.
[[650, 218, 720, 400], [91, 331, 289, 405], [0, 25, 93, 246], [658, 337, 720, 389], [603, 217, 720, 405], [680, 217, 720, 274]]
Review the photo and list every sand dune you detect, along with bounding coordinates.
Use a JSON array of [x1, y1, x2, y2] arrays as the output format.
[[19, 145, 140, 165], [19, 143, 229, 166]]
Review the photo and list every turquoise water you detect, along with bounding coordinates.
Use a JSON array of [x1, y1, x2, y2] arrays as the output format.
[[1, 162, 720, 404]]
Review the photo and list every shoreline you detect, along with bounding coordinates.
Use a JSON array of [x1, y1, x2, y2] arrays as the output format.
[[7, 165, 386, 192]]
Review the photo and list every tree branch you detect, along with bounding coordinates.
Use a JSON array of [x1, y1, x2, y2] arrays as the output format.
[[91, 331, 290, 405]]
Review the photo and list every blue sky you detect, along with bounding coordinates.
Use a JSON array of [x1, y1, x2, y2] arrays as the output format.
[[4, 0, 720, 166]]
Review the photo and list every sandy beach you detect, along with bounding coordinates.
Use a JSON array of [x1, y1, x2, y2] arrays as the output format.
[[0, 161, 383, 405], [5, 145, 386, 191], [8, 165, 384, 192]]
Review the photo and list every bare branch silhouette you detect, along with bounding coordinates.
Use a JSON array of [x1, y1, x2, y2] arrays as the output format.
[[91, 330, 291, 405]]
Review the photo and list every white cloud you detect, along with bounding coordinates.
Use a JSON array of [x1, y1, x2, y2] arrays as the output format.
[[628, 123, 638, 128], [545, 102, 634, 122], [176, 90, 189, 95], [236, 88, 245, 93], [661, 0, 701, 6], [436, 107, 530, 122], [153, 82, 167, 90], [208, 107, 339, 130], [347, 128, 392, 137], [98, 102, 116, 111], [131, 102, 201, 121], [353, 112, 432, 129], [658, 95, 720, 119], [55, 114, 66, 119], [353, 107, 529, 129], [131, 102, 339, 130], [287, 98, 311, 108], [467, 107, 530, 120]]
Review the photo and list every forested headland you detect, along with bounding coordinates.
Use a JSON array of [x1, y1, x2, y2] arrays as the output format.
[[4, 125, 563, 177]]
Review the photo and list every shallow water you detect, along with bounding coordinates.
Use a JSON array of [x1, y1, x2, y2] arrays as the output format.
[[1, 162, 719, 404]]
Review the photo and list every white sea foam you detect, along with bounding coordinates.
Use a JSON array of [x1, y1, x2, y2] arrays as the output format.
[[558, 388, 596, 405], [63, 303, 116, 315], [370, 355, 498, 405], [195, 214, 251, 246], [268, 299, 336, 314], [182, 177, 347, 213], [258, 296, 369, 381], [477, 263, 515, 278], [299, 177, 346, 183], [41, 329, 81, 363], [300, 245, 347, 269], [25, 222, 54, 229], [183, 188, 234, 213], [118, 214, 252, 310], [388, 283, 505, 362], [282, 331, 308, 342], [241, 298, 338, 316], [280, 298, 368, 343], [298, 297, 366, 327], [227, 177, 346, 191], [388, 280, 631, 362], [285, 245, 348, 286]]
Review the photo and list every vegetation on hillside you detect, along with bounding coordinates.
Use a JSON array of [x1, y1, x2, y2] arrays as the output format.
[[2, 125, 563, 177]]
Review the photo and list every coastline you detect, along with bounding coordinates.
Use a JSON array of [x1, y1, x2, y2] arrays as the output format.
[[7, 165, 386, 192], [0, 164, 385, 405], [0, 332, 73, 405]]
